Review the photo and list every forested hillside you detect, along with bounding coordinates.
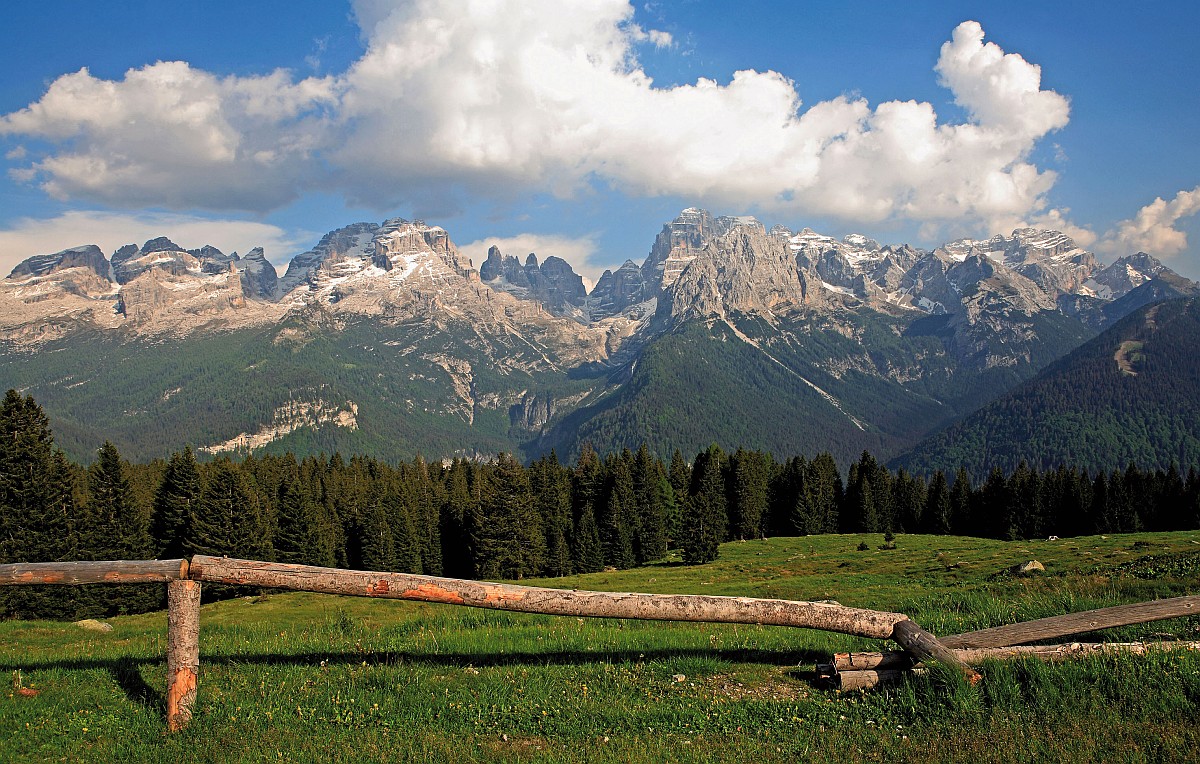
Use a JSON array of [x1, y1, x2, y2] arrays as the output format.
[[896, 297, 1200, 477]]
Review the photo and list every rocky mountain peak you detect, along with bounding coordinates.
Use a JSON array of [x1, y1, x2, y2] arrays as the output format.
[[479, 244, 588, 317], [666, 212, 812, 322], [141, 236, 183, 254], [238, 247, 279, 300], [642, 207, 717, 294], [8, 244, 110, 282], [111, 239, 198, 284], [1083, 252, 1166, 300], [278, 222, 381, 295]]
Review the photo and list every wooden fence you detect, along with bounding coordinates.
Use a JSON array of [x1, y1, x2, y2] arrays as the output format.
[[2, 556, 1197, 729]]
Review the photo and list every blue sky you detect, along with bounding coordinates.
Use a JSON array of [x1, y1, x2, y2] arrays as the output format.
[[2, 0, 1198, 282]]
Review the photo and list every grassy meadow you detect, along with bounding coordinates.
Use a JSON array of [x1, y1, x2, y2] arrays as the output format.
[[3, 531, 1200, 762]]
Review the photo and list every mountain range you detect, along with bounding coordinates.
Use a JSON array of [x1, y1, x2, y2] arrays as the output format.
[[1, 208, 1194, 470]]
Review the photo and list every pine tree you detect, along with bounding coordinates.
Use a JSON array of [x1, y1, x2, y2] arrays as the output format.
[[150, 446, 200, 559]]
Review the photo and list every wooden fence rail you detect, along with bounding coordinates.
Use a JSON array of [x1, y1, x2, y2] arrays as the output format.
[[0, 559, 188, 585], [1, 557, 1196, 730], [189, 556, 909, 637]]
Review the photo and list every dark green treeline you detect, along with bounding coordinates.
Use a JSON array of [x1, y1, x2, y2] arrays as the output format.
[[2, 391, 1199, 619]]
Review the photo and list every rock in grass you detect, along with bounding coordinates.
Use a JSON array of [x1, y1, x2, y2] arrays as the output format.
[[74, 619, 113, 632], [1012, 560, 1046, 576]]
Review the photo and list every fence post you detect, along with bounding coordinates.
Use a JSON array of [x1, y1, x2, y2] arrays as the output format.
[[166, 578, 201, 731]]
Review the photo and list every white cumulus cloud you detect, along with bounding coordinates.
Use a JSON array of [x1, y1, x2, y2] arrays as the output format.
[[1, 2, 1072, 236], [0, 210, 312, 276], [1096, 186, 1200, 258], [0, 63, 339, 211]]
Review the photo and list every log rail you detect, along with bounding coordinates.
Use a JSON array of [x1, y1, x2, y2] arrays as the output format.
[[2, 556, 1195, 729], [189, 556, 909, 638]]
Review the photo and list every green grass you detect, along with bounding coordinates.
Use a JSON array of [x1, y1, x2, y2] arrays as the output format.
[[4, 532, 1200, 762]]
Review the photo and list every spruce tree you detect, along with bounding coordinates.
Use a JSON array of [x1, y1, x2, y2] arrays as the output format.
[[571, 501, 604, 573], [1010, 461, 1044, 539], [949, 468, 973, 536], [439, 459, 476, 578], [274, 469, 335, 566], [776, 457, 816, 536], [0, 392, 81, 619], [680, 445, 727, 565], [151, 446, 200, 559], [84, 441, 150, 559], [531, 452, 573, 576], [1108, 468, 1140, 532], [923, 471, 952, 535], [471, 454, 542, 579], [572, 447, 605, 572], [892, 469, 926, 533], [807, 453, 842, 534], [845, 454, 880, 533], [1090, 471, 1111, 533], [666, 449, 690, 545], [729, 448, 769, 540], [360, 496, 398, 572], [598, 455, 636, 569], [408, 456, 443, 575], [189, 458, 270, 560], [632, 445, 669, 563]]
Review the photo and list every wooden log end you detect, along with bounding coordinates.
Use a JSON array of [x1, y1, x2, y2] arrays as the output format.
[[166, 667, 197, 731], [836, 668, 926, 692], [891, 618, 981, 685]]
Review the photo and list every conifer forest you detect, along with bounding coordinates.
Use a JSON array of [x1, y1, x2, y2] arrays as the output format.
[[2, 389, 1199, 620]]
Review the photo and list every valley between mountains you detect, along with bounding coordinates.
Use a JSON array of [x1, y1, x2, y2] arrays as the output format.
[[1, 208, 1194, 470]]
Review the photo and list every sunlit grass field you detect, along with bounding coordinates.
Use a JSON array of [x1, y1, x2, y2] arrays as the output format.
[[3, 531, 1200, 762]]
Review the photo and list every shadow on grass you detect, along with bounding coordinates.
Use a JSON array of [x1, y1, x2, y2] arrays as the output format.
[[0, 645, 831, 708]]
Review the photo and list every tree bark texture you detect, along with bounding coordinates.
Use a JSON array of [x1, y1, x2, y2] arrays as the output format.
[[940, 595, 1200, 649], [166, 579, 201, 732], [188, 555, 908, 638], [0, 559, 188, 585]]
